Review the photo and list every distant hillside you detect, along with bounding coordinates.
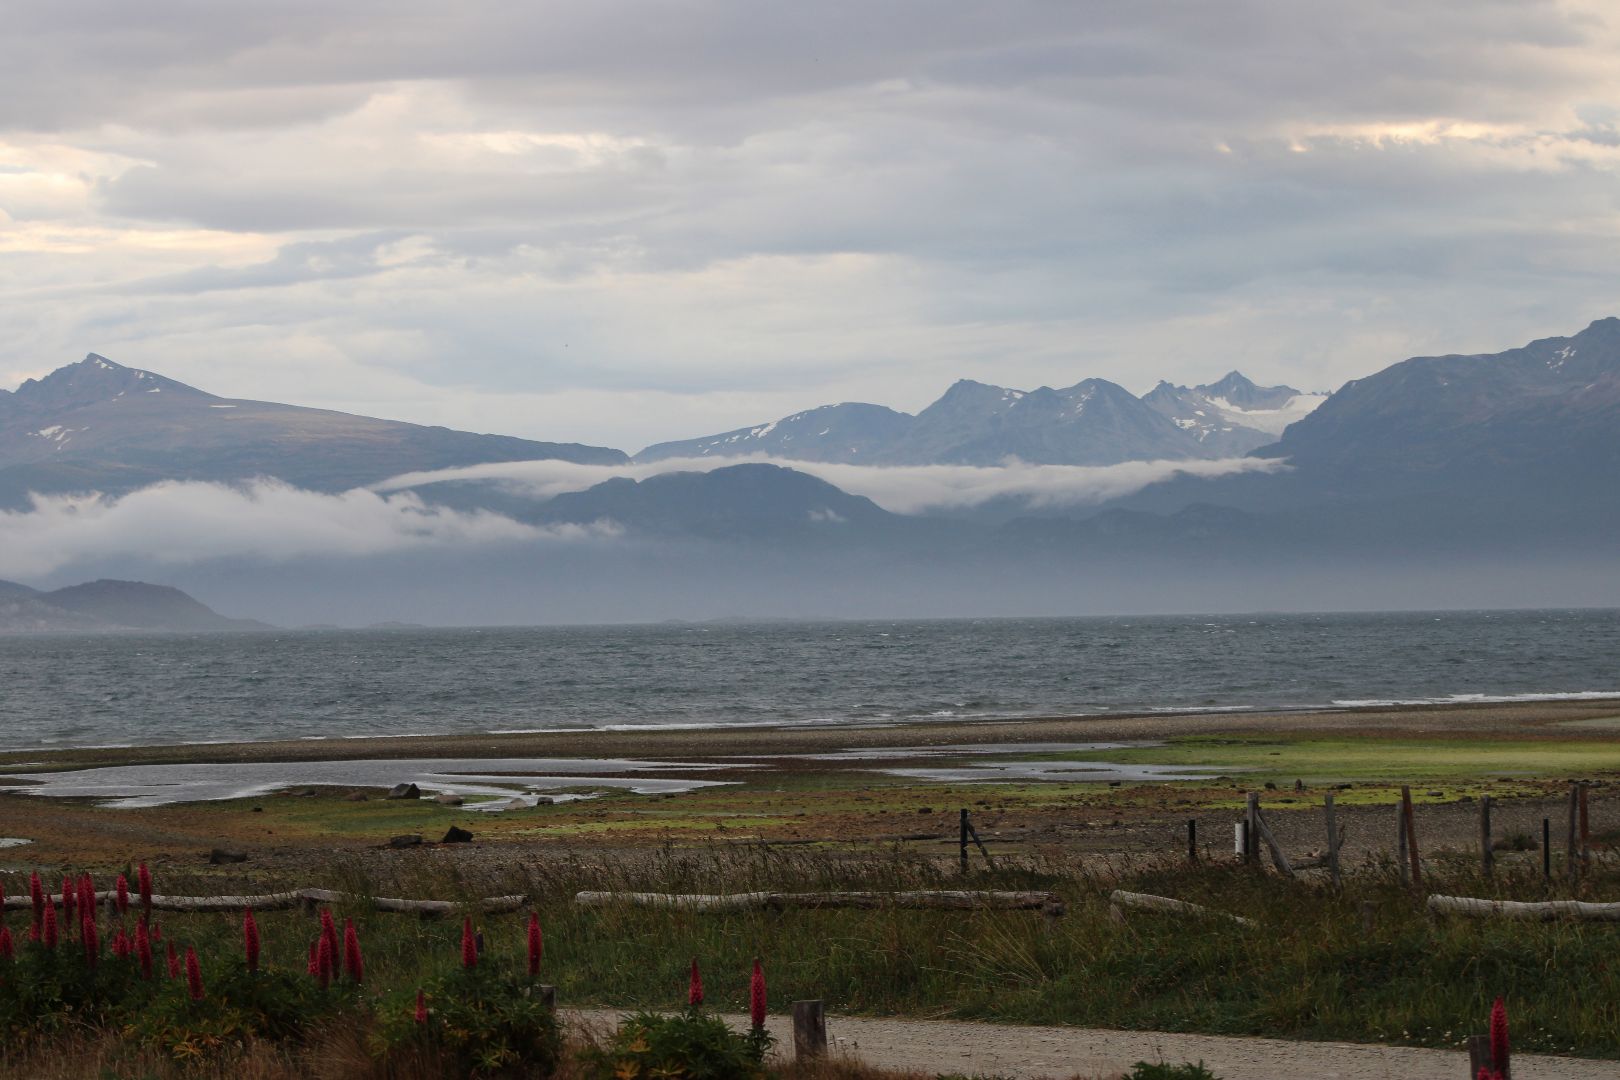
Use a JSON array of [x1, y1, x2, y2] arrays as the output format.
[[1256, 317, 1620, 499], [0, 578, 268, 633], [0, 579, 39, 601], [637, 371, 1323, 466], [535, 463, 902, 541], [0, 354, 628, 507]]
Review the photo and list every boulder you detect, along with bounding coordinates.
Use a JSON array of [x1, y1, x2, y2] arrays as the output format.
[[433, 792, 465, 806], [386, 783, 421, 800], [388, 834, 423, 849], [209, 848, 248, 865], [441, 826, 474, 844]]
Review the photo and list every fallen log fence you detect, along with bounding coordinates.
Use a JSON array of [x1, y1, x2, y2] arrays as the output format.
[[1427, 895, 1620, 923], [2, 888, 528, 917], [573, 890, 1066, 915], [1107, 890, 1255, 927]]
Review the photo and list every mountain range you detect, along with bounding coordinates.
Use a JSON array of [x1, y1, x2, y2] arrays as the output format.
[[0, 578, 266, 633], [637, 372, 1325, 465], [0, 354, 625, 509], [2, 317, 1619, 623]]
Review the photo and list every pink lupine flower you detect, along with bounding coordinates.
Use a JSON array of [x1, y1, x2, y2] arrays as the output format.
[[749, 958, 767, 1029], [461, 917, 478, 970], [136, 920, 153, 979], [29, 872, 44, 929], [115, 874, 130, 915], [688, 957, 704, 1006], [244, 909, 261, 973], [316, 932, 334, 989], [78, 874, 95, 923], [527, 913, 543, 977], [343, 918, 364, 984], [186, 946, 204, 1000], [1490, 998, 1509, 1077]]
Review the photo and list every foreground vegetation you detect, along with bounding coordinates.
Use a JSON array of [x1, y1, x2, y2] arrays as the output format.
[[0, 843, 1612, 1078]]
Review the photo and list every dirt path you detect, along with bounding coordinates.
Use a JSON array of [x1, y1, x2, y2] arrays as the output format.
[[573, 1010, 1620, 1079]]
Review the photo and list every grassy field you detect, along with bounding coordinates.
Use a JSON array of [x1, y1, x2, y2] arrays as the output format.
[[4, 846, 1616, 1063], [1051, 733, 1620, 788], [2, 707, 1618, 1076]]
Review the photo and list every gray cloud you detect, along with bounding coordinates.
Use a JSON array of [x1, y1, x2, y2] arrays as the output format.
[[378, 455, 1285, 515], [1, 1, 1618, 450], [0, 479, 616, 578]]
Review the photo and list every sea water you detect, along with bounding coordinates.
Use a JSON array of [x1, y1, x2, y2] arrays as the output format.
[[1, 609, 1616, 751]]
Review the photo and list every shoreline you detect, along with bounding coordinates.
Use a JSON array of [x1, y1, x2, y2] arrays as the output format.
[[3, 697, 1617, 770]]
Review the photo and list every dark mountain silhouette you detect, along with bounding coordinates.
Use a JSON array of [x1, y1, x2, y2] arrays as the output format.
[[532, 462, 926, 546], [0, 354, 627, 508], [0, 578, 268, 633]]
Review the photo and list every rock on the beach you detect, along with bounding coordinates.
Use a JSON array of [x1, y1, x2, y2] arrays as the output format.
[[388, 834, 423, 849], [386, 783, 421, 800], [441, 826, 474, 844], [433, 792, 465, 806], [209, 848, 249, 864]]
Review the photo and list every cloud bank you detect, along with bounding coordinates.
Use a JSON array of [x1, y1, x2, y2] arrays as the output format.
[[2, 1, 1619, 449], [0, 480, 616, 578], [378, 454, 1285, 515]]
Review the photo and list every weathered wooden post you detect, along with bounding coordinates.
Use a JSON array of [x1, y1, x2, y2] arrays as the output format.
[[1252, 804, 1295, 879], [1396, 797, 1410, 886], [1323, 793, 1342, 891], [1567, 783, 1580, 885], [1245, 793, 1261, 864], [1579, 781, 1590, 876], [538, 985, 556, 1009], [959, 808, 969, 876], [1467, 1034, 1492, 1078], [1542, 818, 1551, 882], [1480, 795, 1493, 877], [1401, 786, 1422, 888], [792, 1000, 827, 1060]]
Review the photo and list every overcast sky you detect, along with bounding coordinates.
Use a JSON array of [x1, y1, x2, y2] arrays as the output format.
[[3, 0, 1619, 451]]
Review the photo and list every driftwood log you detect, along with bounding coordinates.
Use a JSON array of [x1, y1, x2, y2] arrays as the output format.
[[2, 889, 526, 916], [1427, 895, 1620, 922], [1108, 890, 1255, 927], [573, 890, 1065, 914]]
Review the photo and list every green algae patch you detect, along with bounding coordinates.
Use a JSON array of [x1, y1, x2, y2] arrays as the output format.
[[1052, 734, 1620, 786]]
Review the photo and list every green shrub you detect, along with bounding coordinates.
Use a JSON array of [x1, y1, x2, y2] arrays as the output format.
[[374, 969, 560, 1078], [579, 1008, 768, 1080], [126, 960, 343, 1058], [1126, 1063, 1220, 1080]]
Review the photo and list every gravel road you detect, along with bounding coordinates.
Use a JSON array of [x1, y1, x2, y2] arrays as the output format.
[[574, 1010, 1620, 1080]]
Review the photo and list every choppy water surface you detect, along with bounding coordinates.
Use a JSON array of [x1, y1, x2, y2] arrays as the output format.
[[0, 610, 1616, 751]]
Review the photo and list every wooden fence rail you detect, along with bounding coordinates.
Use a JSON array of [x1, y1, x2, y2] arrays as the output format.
[[573, 890, 1066, 914], [1427, 895, 1620, 922], [2, 889, 528, 916]]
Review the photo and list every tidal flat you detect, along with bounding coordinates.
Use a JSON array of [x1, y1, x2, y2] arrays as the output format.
[[0, 698, 1614, 870]]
